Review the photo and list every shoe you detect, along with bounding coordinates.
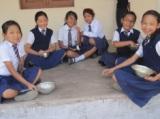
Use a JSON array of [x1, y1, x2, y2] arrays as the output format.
[[98, 60, 106, 66], [14, 90, 38, 102], [68, 58, 75, 65], [112, 82, 122, 91]]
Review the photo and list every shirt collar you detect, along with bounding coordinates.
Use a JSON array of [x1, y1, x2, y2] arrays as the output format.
[[38, 27, 47, 32], [121, 27, 134, 34], [4, 40, 20, 47], [64, 24, 74, 30]]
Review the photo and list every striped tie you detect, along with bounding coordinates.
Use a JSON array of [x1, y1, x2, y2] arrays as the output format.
[[68, 29, 72, 47], [12, 44, 20, 60], [88, 25, 92, 32], [41, 29, 46, 35]]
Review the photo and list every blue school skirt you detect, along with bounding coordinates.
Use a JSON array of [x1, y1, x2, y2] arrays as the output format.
[[81, 36, 108, 55], [99, 52, 127, 68], [114, 66, 160, 107], [0, 66, 39, 97], [25, 49, 65, 70]]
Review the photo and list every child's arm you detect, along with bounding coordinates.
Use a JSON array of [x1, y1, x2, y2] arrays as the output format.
[[45, 43, 56, 53], [112, 40, 136, 48], [102, 53, 139, 77], [25, 43, 43, 56], [4, 61, 36, 90]]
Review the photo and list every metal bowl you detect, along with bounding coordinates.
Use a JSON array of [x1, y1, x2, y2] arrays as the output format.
[[131, 64, 155, 78], [37, 81, 56, 94]]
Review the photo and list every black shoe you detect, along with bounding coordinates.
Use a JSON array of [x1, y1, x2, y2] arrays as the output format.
[[98, 60, 106, 66], [68, 58, 75, 65]]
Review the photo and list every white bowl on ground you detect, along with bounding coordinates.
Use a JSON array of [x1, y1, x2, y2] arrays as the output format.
[[131, 64, 155, 78], [37, 81, 56, 94]]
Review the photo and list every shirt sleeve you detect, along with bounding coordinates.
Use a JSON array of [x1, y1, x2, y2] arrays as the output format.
[[156, 41, 160, 56], [50, 32, 57, 44], [135, 44, 143, 57], [0, 46, 11, 62], [26, 32, 35, 45], [112, 31, 120, 42], [137, 34, 143, 44], [58, 28, 64, 42]]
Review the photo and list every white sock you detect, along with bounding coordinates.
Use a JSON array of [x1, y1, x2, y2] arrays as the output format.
[[75, 55, 85, 62]]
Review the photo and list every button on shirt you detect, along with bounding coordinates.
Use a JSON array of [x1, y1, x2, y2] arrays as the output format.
[[0, 40, 25, 75], [112, 27, 143, 44], [58, 24, 78, 47], [27, 27, 57, 45], [83, 19, 105, 38]]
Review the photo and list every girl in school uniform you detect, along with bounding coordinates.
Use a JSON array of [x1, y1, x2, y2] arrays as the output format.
[[0, 20, 42, 102], [25, 11, 65, 69], [99, 11, 142, 68], [68, 8, 109, 64], [58, 11, 81, 62], [102, 10, 160, 107]]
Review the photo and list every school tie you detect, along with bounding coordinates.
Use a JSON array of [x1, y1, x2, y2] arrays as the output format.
[[123, 31, 129, 37], [12, 44, 20, 60], [143, 36, 150, 46], [41, 29, 46, 35], [68, 29, 72, 47], [88, 24, 92, 32]]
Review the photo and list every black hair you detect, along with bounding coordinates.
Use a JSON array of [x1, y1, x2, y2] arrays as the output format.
[[35, 11, 48, 22], [142, 10, 160, 23], [122, 11, 137, 22], [2, 20, 22, 36], [83, 8, 95, 17], [65, 11, 78, 21]]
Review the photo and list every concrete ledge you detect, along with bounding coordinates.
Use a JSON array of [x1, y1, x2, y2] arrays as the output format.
[[0, 58, 160, 119]]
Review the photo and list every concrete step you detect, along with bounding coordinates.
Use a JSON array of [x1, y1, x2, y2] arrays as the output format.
[[0, 58, 160, 119]]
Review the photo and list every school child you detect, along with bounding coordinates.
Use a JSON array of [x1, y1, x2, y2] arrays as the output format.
[[99, 11, 142, 68], [0, 20, 42, 102], [102, 10, 160, 107], [58, 11, 81, 62], [24, 11, 65, 69], [68, 8, 108, 64]]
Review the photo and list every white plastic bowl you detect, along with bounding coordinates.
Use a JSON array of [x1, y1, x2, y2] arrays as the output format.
[[131, 64, 155, 78], [37, 81, 55, 94]]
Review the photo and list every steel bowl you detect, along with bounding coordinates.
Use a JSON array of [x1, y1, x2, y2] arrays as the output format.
[[131, 64, 155, 78], [37, 81, 56, 94]]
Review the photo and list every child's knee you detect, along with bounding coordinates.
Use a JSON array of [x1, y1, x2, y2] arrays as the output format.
[[2, 89, 18, 99], [89, 38, 96, 45]]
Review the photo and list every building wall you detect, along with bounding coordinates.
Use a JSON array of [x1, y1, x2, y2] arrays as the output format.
[[0, 0, 159, 41]]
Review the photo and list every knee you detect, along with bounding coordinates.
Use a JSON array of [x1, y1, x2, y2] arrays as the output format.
[[89, 38, 96, 45], [2, 89, 18, 99]]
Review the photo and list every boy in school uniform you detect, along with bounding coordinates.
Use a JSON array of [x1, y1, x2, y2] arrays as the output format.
[[99, 11, 142, 68], [68, 8, 109, 64], [25, 11, 65, 69], [0, 20, 42, 102], [102, 10, 160, 107]]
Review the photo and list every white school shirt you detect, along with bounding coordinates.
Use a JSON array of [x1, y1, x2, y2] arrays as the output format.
[[136, 41, 160, 57], [0, 40, 25, 75], [83, 19, 105, 38], [58, 24, 78, 47], [112, 27, 143, 44], [27, 27, 57, 45]]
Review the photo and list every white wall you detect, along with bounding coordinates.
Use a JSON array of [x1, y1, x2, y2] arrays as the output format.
[[0, 0, 116, 42], [0, 0, 159, 42]]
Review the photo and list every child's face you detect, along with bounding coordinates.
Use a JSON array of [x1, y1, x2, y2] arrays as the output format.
[[66, 15, 77, 28], [36, 15, 48, 29], [141, 15, 160, 36], [83, 13, 93, 24], [121, 15, 135, 31], [3, 25, 21, 44]]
